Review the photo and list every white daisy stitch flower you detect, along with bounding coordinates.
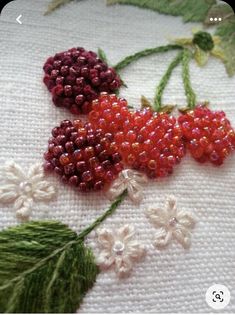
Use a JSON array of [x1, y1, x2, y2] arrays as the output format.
[[107, 169, 148, 204], [0, 161, 56, 221], [96, 225, 146, 278], [145, 196, 196, 249]]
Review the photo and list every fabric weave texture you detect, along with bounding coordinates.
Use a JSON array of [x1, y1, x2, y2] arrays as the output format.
[[0, 0, 234, 312]]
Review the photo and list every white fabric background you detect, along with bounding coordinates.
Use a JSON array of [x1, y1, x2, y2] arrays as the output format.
[[0, 0, 235, 312]]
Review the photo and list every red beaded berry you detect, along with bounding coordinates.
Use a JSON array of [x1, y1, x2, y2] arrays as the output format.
[[43, 47, 121, 114], [88, 92, 132, 133], [178, 105, 235, 165], [43, 119, 123, 192], [119, 108, 185, 178]]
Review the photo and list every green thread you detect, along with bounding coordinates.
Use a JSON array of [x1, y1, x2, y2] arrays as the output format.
[[181, 49, 196, 109], [78, 189, 128, 240], [154, 50, 184, 111], [113, 44, 182, 72], [0, 221, 98, 313], [0, 192, 127, 312], [192, 31, 214, 51], [107, 0, 216, 23], [98, 47, 109, 64], [44, 0, 75, 15]]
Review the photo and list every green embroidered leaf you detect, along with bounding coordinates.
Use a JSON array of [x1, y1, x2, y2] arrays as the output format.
[[44, 0, 77, 15], [140, 95, 152, 109], [0, 221, 98, 313], [107, 0, 216, 22], [204, 3, 234, 26], [194, 45, 209, 66], [215, 16, 235, 76]]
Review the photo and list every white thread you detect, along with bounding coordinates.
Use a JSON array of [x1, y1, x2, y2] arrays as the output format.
[[107, 169, 148, 204], [0, 161, 56, 221], [95, 225, 146, 278], [145, 195, 196, 249]]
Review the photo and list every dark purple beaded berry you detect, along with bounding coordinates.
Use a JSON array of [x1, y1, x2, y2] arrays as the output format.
[[43, 47, 122, 114], [44, 119, 124, 192]]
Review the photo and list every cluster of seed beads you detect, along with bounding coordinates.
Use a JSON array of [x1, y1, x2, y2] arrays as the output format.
[[43, 119, 123, 192], [178, 105, 235, 165], [89, 93, 132, 133], [43, 47, 121, 114], [88, 93, 185, 178], [114, 108, 185, 178]]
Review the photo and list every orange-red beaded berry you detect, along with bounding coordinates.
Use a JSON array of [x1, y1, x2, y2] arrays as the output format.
[[89, 92, 132, 133], [178, 105, 235, 165], [118, 109, 185, 178], [43, 119, 124, 192]]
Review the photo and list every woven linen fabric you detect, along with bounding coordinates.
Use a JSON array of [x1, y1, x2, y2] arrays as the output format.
[[0, 0, 235, 313]]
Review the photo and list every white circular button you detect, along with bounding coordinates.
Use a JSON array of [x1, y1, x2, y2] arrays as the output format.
[[206, 284, 230, 310]]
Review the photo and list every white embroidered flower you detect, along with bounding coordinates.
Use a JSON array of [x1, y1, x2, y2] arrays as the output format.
[[145, 196, 196, 249], [96, 225, 146, 278], [107, 169, 147, 203], [0, 161, 56, 221]]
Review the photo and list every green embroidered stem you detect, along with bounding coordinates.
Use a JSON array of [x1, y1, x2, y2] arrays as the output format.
[[98, 47, 109, 64], [181, 49, 196, 109], [154, 50, 184, 111], [78, 190, 128, 240], [113, 44, 182, 72]]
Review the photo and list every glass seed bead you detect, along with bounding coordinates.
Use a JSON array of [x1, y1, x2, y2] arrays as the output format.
[[112, 241, 125, 255]]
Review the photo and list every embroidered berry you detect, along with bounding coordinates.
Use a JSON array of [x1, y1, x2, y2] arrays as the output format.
[[178, 105, 235, 165], [43, 119, 124, 192], [88, 92, 132, 133], [110, 106, 185, 178], [43, 48, 121, 114]]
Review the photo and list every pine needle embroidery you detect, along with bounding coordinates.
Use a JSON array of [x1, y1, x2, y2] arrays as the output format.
[[0, 161, 56, 221]]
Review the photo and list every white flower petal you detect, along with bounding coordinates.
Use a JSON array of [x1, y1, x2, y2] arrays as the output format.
[[13, 195, 33, 211], [95, 225, 145, 278], [0, 186, 18, 203], [107, 169, 146, 204], [32, 181, 56, 201], [97, 228, 114, 249], [146, 196, 196, 250], [4, 161, 25, 178], [131, 171, 148, 184], [173, 227, 191, 249], [96, 250, 115, 270], [176, 210, 196, 229], [125, 240, 146, 260], [127, 181, 144, 203], [107, 180, 127, 201], [0, 161, 57, 221], [153, 228, 172, 249], [16, 207, 32, 222], [117, 224, 135, 243], [27, 163, 44, 183], [115, 256, 133, 278], [145, 207, 168, 227], [1, 161, 25, 184], [165, 195, 177, 216]]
